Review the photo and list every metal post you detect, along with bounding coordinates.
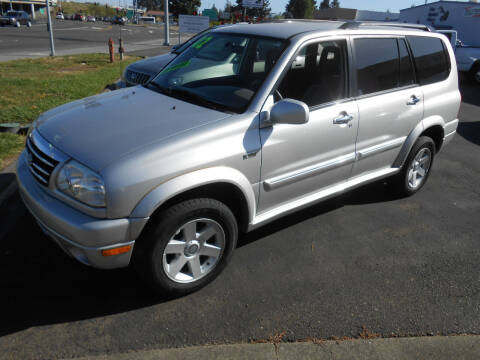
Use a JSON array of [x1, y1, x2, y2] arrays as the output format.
[[163, 0, 169, 45], [10, 0, 13, 11], [45, 0, 55, 56]]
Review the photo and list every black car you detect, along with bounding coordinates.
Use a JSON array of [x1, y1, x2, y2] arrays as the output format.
[[0, 11, 32, 28]]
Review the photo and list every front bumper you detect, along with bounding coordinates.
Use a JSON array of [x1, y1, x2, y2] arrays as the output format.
[[16, 151, 148, 269]]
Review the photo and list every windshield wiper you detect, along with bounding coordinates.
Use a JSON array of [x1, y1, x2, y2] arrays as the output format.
[[168, 88, 233, 113], [146, 83, 233, 113], [145, 81, 169, 95]]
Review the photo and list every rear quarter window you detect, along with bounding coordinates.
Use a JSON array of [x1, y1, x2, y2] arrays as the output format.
[[407, 36, 450, 85]]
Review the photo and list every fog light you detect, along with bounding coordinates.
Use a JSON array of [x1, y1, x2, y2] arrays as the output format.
[[102, 245, 132, 257]]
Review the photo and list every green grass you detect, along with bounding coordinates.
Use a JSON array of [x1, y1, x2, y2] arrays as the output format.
[[0, 133, 25, 170], [0, 53, 140, 169]]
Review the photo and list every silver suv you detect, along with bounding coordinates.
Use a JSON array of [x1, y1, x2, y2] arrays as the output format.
[[17, 21, 460, 295]]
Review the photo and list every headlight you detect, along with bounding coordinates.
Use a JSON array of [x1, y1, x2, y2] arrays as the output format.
[[56, 160, 106, 207]]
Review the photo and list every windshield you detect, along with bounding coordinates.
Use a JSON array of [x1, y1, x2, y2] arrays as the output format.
[[149, 32, 286, 113], [6, 11, 20, 17]]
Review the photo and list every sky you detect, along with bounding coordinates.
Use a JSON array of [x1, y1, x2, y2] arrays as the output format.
[[88, 0, 468, 15]]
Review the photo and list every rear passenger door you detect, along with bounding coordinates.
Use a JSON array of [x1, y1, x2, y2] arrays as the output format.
[[350, 36, 423, 178]]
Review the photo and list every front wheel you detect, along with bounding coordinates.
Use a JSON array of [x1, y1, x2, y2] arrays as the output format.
[[133, 198, 238, 296], [15, 22, 20, 28], [391, 136, 435, 197], [27, 21, 32, 28]]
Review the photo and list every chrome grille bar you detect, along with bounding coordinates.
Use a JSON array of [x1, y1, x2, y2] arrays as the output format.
[[26, 138, 56, 168]]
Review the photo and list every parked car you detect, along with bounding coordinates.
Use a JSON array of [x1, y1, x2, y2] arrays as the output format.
[[56, 13, 64, 20], [17, 21, 460, 296], [122, 26, 227, 87], [438, 30, 480, 85], [111, 16, 127, 25], [0, 10, 32, 28], [74, 13, 85, 21], [87, 15, 96, 22]]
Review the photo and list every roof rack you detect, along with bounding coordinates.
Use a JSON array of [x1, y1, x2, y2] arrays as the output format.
[[338, 21, 432, 32]]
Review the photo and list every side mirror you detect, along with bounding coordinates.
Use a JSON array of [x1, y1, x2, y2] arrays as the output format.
[[270, 99, 309, 125]]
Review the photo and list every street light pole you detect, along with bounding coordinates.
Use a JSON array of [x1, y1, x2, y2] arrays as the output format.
[[163, 0, 169, 45], [45, 0, 55, 56]]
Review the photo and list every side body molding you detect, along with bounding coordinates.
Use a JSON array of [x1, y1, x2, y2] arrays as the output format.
[[130, 167, 257, 221], [393, 115, 446, 168]]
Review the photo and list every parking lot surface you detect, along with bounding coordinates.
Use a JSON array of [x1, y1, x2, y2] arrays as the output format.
[[0, 20, 182, 61], [0, 81, 478, 359]]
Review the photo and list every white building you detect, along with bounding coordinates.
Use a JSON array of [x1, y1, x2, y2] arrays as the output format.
[[400, 1, 480, 47]]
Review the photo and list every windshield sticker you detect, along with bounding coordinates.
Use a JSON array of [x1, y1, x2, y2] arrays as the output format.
[[160, 59, 191, 74], [192, 36, 213, 49]]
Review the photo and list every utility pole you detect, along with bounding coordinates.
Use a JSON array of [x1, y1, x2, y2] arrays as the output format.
[[163, 0, 170, 45], [45, 0, 55, 56]]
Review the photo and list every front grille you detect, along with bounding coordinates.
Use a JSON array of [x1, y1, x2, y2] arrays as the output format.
[[26, 136, 59, 186], [125, 69, 151, 85]]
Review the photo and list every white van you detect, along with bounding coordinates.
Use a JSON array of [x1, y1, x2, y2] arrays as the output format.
[[139, 16, 156, 24]]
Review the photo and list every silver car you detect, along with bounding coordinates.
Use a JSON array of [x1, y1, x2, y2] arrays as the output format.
[[17, 21, 460, 295]]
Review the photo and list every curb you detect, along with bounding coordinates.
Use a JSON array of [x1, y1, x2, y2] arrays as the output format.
[[66, 335, 480, 360]]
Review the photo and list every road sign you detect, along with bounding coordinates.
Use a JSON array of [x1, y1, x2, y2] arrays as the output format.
[[179, 15, 210, 33], [242, 0, 264, 8], [202, 9, 219, 21]]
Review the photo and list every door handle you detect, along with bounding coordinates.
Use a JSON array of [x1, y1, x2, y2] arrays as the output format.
[[407, 95, 421, 105], [333, 113, 353, 125]]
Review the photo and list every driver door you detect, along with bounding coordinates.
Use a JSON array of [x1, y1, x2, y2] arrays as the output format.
[[257, 38, 358, 215]]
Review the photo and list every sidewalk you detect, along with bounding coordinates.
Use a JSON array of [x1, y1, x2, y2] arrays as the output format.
[[70, 336, 480, 360]]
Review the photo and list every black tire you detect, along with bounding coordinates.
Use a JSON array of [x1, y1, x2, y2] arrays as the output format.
[[27, 21, 32, 28], [133, 198, 238, 296], [470, 63, 480, 85], [391, 136, 436, 197], [15, 22, 20, 28]]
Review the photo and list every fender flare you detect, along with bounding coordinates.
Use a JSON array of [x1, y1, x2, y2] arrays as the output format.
[[393, 116, 445, 168], [130, 166, 257, 222]]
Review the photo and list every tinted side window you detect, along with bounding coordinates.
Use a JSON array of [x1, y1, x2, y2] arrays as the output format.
[[407, 36, 450, 85], [354, 38, 399, 96], [277, 39, 347, 107], [398, 39, 415, 87]]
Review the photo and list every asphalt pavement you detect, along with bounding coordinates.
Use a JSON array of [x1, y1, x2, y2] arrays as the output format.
[[0, 81, 479, 359], [0, 20, 187, 61]]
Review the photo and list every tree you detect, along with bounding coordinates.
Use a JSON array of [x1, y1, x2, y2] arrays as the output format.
[[137, 0, 201, 15], [285, 0, 314, 19], [319, 0, 329, 9], [169, 0, 201, 16], [137, 0, 163, 10], [331, 0, 339, 8], [234, 0, 271, 19]]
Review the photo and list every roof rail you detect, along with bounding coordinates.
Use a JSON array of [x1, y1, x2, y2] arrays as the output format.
[[339, 21, 432, 32]]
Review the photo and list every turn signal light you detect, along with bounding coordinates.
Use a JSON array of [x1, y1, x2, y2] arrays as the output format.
[[102, 245, 132, 257]]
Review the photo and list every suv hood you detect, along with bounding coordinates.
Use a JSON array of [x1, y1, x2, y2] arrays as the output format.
[[35, 86, 231, 171]]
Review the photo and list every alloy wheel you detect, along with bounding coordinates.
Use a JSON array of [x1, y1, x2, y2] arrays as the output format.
[[407, 148, 432, 190], [162, 218, 225, 283]]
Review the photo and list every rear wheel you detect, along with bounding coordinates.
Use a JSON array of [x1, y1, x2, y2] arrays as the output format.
[[391, 136, 435, 197], [133, 198, 238, 296]]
